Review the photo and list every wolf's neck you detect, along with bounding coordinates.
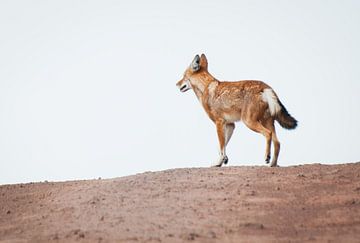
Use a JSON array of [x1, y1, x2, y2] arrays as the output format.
[[191, 72, 217, 100]]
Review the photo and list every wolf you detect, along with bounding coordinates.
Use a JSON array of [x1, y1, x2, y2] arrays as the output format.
[[176, 54, 297, 167]]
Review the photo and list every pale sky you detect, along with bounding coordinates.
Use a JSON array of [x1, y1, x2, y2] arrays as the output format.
[[1, 1, 359, 184]]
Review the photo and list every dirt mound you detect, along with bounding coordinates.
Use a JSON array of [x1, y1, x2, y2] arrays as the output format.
[[1, 163, 360, 242]]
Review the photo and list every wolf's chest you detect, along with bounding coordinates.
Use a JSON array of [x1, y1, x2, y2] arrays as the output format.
[[223, 112, 242, 123]]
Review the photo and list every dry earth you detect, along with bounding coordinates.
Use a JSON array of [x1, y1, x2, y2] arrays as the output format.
[[1, 163, 360, 242]]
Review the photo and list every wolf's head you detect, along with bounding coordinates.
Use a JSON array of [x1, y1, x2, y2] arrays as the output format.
[[176, 54, 208, 92]]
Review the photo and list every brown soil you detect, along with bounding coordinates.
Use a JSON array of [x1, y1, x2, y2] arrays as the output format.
[[1, 163, 360, 242]]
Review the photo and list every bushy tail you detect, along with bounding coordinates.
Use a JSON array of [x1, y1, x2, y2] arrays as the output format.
[[275, 100, 298, 130]]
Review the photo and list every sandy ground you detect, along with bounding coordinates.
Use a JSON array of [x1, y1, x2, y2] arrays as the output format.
[[1, 163, 360, 243]]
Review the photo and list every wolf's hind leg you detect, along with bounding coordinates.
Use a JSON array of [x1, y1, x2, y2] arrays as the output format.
[[270, 130, 280, 167], [261, 118, 280, 167], [243, 119, 272, 165]]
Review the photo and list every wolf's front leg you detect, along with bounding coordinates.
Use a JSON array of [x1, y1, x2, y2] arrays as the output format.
[[212, 120, 228, 167]]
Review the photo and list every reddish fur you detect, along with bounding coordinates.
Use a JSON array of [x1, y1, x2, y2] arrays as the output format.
[[176, 54, 296, 167]]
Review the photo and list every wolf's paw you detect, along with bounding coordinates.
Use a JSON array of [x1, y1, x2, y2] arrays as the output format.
[[223, 156, 229, 165], [270, 162, 279, 167], [211, 160, 223, 167], [211, 155, 228, 167]]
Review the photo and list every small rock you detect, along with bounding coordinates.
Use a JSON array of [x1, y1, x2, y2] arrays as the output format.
[[308, 236, 316, 241], [242, 222, 264, 229], [52, 234, 59, 240], [276, 187, 280, 190], [187, 233, 199, 240], [209, 231, 216, 238], [6, 210, 11, 214]]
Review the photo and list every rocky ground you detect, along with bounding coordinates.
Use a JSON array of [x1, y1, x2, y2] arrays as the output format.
[[1, 162, 360, 242]]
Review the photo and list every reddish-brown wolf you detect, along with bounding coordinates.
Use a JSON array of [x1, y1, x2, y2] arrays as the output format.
[[176, 54, 297, 167]]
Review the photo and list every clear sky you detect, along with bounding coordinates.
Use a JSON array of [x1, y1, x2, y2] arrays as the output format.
[[1, 1, 359, 184]]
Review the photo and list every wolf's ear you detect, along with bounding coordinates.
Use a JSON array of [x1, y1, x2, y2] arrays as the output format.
[[200, 54, 208, 70], [191, 55, 200, 72]]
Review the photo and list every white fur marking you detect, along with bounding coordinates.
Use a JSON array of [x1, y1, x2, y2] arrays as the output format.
[[262, 88, 281, 116], [208, 82, 218, 96], [224, 113, 240, 123]]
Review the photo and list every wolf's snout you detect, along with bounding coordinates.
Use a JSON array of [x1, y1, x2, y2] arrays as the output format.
[[177, 79, 191, 93]]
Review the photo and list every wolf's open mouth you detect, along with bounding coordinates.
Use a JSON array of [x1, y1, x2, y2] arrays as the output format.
[[180, 84, 189, 92]]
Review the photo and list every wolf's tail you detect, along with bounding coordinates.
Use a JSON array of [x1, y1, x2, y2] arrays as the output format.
[[275, 100, 297, 130]]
